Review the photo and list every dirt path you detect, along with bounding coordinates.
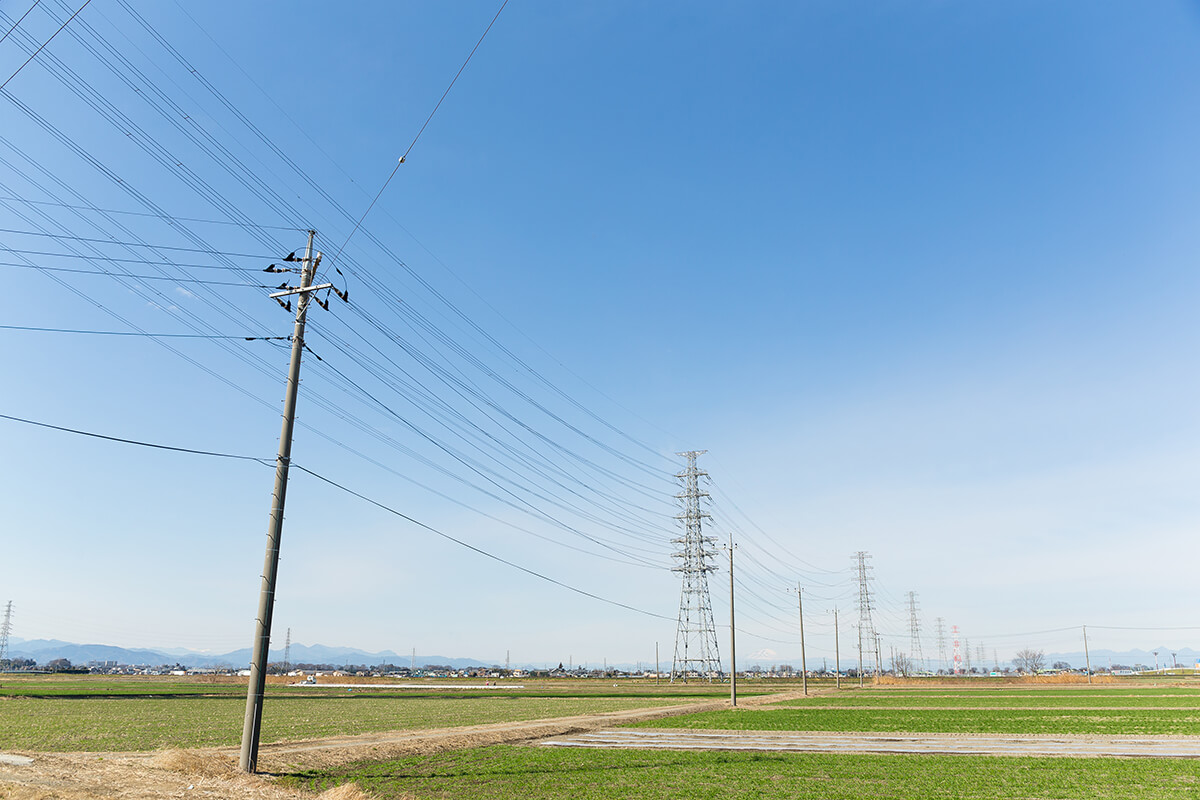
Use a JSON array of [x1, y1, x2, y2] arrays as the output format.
[[0, 691, 793, 799]]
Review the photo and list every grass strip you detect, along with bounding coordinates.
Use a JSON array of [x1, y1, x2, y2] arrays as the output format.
[[283, 745, 1200, 799]]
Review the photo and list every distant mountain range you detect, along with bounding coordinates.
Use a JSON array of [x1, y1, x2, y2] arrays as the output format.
[[6, 636, 1197, 672], [5, 638, 494, 670]]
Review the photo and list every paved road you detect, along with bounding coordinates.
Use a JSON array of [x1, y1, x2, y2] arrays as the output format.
[[541, 728, 1200, 758]]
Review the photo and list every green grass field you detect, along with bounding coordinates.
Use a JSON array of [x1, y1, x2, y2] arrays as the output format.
[[773, 688, 1200, 709], [0, 693, 687, 752], [283, 746, 1200, 799]]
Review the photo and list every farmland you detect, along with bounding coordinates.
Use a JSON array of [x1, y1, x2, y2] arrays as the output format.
[[5, 675, 1200, 799]]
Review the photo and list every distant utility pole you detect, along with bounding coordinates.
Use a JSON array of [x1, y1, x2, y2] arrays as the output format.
[[830, 608, 840, 690], [1082, 626, 1092, 684], [282, 628, 291, 675], [655, 642, 659, 686], [506, 650, 510, 672], [935, 617, 947, 673], [670, 451, 721, 682], [0, 601, 12, 666], [906, 592, 923, 673], [728, 531, 737, 707], [240, 232, 343, 774], [795, 585, 808, 696]]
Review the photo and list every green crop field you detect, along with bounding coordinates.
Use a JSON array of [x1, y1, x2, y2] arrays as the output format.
[[632, 706, 1200, 735], [284, 746, 1200, 799], [0, 693, 686, 752], [773, 689, 1200, 709]]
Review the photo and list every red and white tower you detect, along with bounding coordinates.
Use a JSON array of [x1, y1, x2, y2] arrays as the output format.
[[951, 625, 962, 675]]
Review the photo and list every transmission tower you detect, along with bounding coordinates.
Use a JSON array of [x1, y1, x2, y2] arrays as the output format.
[[0, 601, 12, 667], [951, 625, 962, 674], [976, 642, 986, 672], [935, 617, 947, 673], [670, 451, 721, 681], [854, 552, 876, 676], [282, 628, 291, 675], [906, 591, 923, 672], [963, 637, 972, 673]]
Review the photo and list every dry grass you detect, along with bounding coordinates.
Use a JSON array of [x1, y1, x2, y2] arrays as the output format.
[[149, 747, 239, 777], [875, 674, 1114, 687], [316, 784, 391, 800]]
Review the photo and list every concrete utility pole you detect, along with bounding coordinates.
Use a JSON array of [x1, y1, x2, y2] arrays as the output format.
[[796, 584, 808, 696], [728, 531, 737, 707], [655, 642, 659, 686], [239, 232, 326, 774], [831, 608, 840, 690], [1082, 625, 1092, 684]]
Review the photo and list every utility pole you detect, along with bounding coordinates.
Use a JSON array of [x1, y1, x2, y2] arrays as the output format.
[[796, 584, 808, 696], [655, 642, 659, 686], [1082, 625, 1092, 684], [831, 608, 840, 690], [239, 232, 328, 774], [728, 531, 737, 707]]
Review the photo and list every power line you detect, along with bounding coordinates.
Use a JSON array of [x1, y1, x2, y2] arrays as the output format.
[[0, 411, 270, 462], [0, 261, 276, 287], [292, 463, 673, 622], [0, 0, 91, 91], [0, 323, 286, 339], [0, 0, 42, 48], [0, 227, 277, 257], [328, 0, 510, 268], [0, 194, 304, 230]]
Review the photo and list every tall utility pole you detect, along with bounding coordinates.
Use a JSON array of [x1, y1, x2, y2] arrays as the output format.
[[854, 552, 875, 679], [796, 585, 808, 696], [1082, 626, 1092, 684], [655, 642, 659, 686], [935, 617, 947, 674], [728, 531, 737, 707], [670, 451, 721, 681], [830, 608, 840, 690], [906, 592, 923, 673], [0, 601, 12, 666], [239, 232, 328, 774]]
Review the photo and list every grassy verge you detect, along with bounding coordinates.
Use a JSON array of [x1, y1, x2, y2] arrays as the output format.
[[282, 745, 1200, 799], [0, 695, 686, 752], [633, 707, 1200, 735]]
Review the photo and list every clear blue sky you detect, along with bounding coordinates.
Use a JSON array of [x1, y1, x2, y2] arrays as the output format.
[[2, 0, 1199, 669]]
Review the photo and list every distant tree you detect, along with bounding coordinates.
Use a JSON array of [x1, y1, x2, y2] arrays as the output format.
[[46, 658, 72, 672], [893, 652, 915, 677], [1013, 649, 1045, 674], [1052, 661, 1071, 671]]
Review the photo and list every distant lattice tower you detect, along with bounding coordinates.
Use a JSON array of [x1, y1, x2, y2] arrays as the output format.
[[935, 617, 947, 673], [282, 628, 292, 675], [952, 625, 962, 675], [906, 591, 923, 671], [0, 601, 12, 666], [670, 451, 721, 682], [854, 552, 876, 674]]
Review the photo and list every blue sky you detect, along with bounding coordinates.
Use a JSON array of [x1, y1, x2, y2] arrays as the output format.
[[2, 0, 1199, 670]]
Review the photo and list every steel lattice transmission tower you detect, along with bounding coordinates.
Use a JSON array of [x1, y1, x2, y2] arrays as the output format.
[[906, 591, 924, 671], [854, 552, 876, 676], [0, 601, 12, 667], [935, 617, 947, 673], [670, 451, 721, 682], [282, 628, 292, 675]]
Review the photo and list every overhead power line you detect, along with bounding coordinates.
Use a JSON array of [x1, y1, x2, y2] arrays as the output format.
[[328, 0, 510, 268], [0, 411, 269, 462], [0, 323, 286, 340], [0, 0, 92, 91]]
